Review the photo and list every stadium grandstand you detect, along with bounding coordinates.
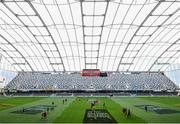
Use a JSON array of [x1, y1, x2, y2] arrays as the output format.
[[0, 0, 180, 123]]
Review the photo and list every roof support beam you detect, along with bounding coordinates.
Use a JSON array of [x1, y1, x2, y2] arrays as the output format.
[[1, 2, 54, 71], [0, 34, 34, 71], [80, 0, 87, 69], [116, 0, 165, 71], [24, 0, 66, 72], [96, 0, 110, 68], [148, 38, 180, 71]]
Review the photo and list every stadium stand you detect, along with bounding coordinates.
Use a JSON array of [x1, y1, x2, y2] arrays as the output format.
[[6, 72, 177, 91]]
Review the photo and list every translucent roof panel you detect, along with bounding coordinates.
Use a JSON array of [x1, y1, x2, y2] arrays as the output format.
[[0, 0, 180, 72]]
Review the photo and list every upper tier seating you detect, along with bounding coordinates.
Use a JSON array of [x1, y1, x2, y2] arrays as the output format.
[[5, 72, 178, 90]]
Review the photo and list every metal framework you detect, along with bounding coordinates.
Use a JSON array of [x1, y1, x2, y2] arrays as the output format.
[[0, 0, 180, 72]]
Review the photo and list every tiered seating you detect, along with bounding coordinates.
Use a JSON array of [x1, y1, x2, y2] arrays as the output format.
[[5, 72, 178, 90]]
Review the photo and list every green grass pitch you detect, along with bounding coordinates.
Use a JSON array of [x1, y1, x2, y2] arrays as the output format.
[[0, 96, 180, 123]]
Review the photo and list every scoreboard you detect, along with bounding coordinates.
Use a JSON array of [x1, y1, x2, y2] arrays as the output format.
[[81, 69, 100, 77]]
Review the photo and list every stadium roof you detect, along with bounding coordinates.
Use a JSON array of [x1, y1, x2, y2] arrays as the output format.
[[0, 0, 180, 72]]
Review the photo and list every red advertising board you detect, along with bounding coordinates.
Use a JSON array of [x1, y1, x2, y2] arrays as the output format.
[[81, 69, 100, 76]]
